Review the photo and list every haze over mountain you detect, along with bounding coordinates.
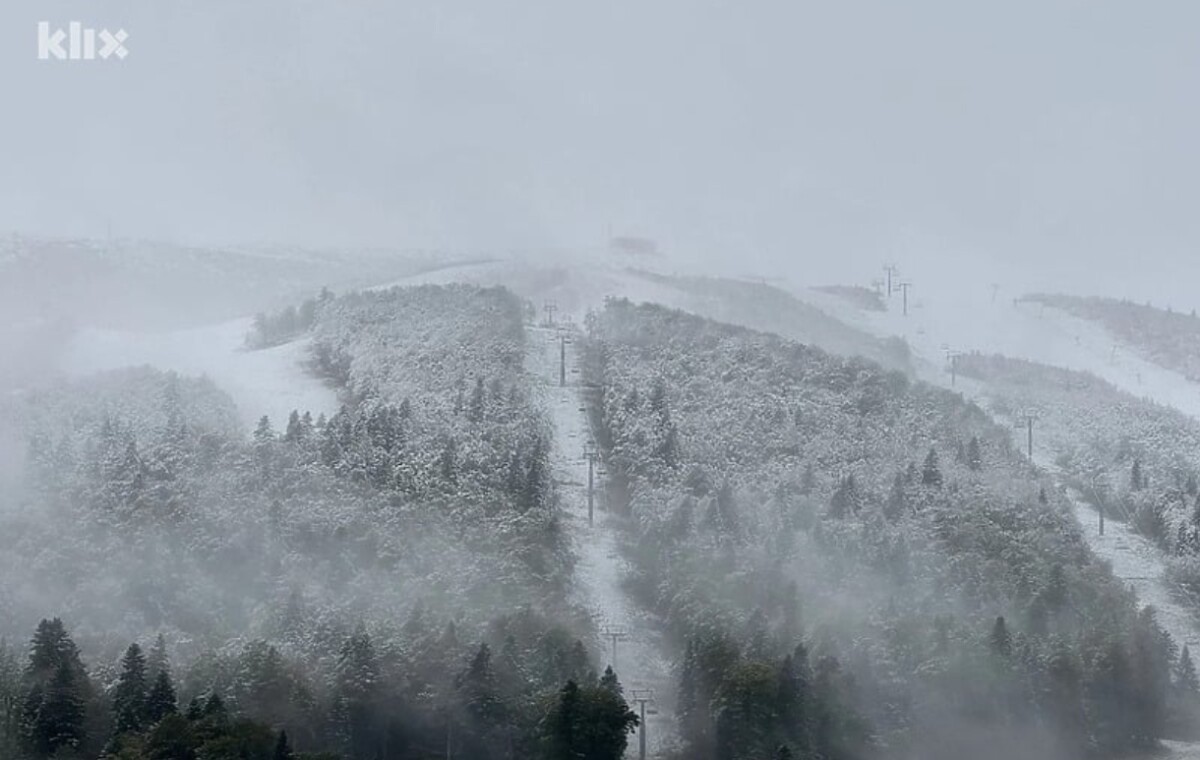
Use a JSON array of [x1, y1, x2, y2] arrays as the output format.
[[3, 1, 1200, 305], [6, 3, 1200, 760]]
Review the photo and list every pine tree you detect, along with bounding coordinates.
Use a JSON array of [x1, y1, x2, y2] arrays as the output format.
[[456, 642, 503, 739], [989, 616, 1012, 658], [1132, 459, 1145, 491], [284, 410, 303, 442], [967, 436, 983, 471], [20, 619, 89, 758], [333, 625, 381, 759], [146, 635, 168, 683], [145, 669, 178, 725], [112, 642, 148, 735], [0, 640, 19, 759], [1176, 646, 1199, 695], [143, 712, 197, 760], [599, 666, 622, 696], [542, 678, 638, 760], [777, 648, 811, 756], [921, 448, 943, 487], [254, 416, 275, 444], [829, 475, 860, 518], [273, 729, 294, 760]]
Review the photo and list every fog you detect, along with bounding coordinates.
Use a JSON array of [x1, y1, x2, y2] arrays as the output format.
[[5, 4, 1200, 760], [3, 1, 1200, 304]]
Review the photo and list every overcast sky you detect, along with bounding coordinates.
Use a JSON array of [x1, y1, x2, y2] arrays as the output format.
[[2, 1, 1198, 305]]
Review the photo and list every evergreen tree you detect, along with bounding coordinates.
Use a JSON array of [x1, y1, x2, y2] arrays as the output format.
[[966, 436, 983, 471], [1177, 646, 1200, 695], [1087, 641, 1134, 753], [146, 635, 169, 684], [23, 660, 87, 758], [333, 625, 381, 759], [921, 448, 943, 487], [273, 729, 294, 760], [989, 616, 1012, 658], [143, 713, 196, 760], [829, 475, 860, 518], [0, 640, 19, 759], [777, 647, 811, 756], [145, 669, 178, 725], [254, 416, 275, 445], [20, 619, 89, 758], [713, 661, 778, 760], [285, 410, 303, 442], [542, 679, 638, 760], [598, 666, 621, 697], [112, 642, 148, 735], [455, 642, 503, 757]]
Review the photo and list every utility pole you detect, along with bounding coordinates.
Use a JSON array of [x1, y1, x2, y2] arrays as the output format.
[[560, 332, 567, 387], [991, 283, 1000, 303], [899, 282, 912, 316], [584, 440, 598, 525], [943, 349, 961, 387], [1018, 413, 1038, 461], [601, 625, 629, 671], [883, 264, 899, 297], [543, 300, 558, 327], [630, 689, 656, 760]]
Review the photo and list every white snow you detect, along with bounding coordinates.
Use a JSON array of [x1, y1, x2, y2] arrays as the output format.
[[800, 283, 1200, 420], [58, 318, 339, 430], [1068, 490, 1200, 652], [527, 324, 677, 759], [378, 253, 710, 324]]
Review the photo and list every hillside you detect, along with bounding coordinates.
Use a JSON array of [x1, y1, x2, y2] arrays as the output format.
[[1026, 294, 1200, 384], [0, 285, 616, 760], [583, 300, 1187, 760]]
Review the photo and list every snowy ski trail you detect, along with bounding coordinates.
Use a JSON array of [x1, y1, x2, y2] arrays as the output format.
[[59, 317, 339, 431], [1066, 491, 1200, 652], [527, 325, 677, 759]]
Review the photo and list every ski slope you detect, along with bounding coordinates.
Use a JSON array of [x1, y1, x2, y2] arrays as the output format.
[[800, 282, 1200, 420], [1067, 489, 1200, 652], [378, 254, 692, 323], [59, 317, 339, 430], [527, 324, 677, 759]]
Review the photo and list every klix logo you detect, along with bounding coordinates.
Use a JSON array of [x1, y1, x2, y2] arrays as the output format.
[[38, 22, 129, 61]]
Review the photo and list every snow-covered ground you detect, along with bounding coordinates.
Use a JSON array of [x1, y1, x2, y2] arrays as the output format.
[[379, 253, 704, 323], [59, 318, 339, 430], [800, 282, 1200, 419], [527, 324, 677, 759], [1067, 490, 1200, 652]]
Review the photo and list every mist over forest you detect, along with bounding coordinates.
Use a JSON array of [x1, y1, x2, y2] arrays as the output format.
[[4, 2, 1200, 760]]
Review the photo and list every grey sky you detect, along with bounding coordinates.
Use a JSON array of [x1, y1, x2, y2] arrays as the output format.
[[2, 1, 1198, 305]]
